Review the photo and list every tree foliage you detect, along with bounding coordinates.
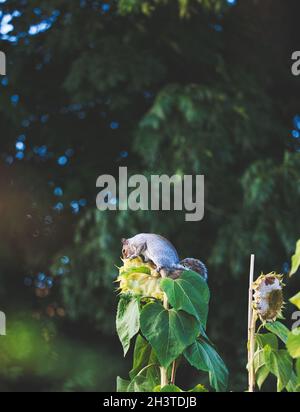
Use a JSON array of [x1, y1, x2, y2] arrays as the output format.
[[0, 0, 300, 391]]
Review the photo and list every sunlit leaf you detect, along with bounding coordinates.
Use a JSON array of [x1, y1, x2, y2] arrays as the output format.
[[253, 349, 265, 373], [158, 384, 182, 392], [263, 345, 293, 392], [189, 384, 209, 392], [286, 372, 300, 392], [286, 329, 300, 358], [297, 359, 300, 377], [256, 365, 269, 389], [290, 292, 300, 309], [290, 239, 300, 276], [265, 321, 289, 344]]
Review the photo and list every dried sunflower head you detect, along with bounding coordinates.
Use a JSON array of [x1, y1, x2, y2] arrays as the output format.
[[253, 272, 284, 322], [117, 257, 163, 301]]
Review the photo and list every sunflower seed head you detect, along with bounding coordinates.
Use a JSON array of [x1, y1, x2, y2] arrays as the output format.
[[253, 272, 284, 322]]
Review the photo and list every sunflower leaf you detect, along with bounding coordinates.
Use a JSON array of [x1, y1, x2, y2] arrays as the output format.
[[290, 291, 300, 310], [184, 338, 228, 392], [286, 329, 300, 358], [160, 270, 210, 328], [116, 297, 140, 356], [265, 321, 289, 344], [140, 302, 199, 368], [263, 346, 293, 392], [290, 239, 300, 277]]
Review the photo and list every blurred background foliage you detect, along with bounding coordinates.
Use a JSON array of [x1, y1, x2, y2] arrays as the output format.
[[0, 0, 300, 391]]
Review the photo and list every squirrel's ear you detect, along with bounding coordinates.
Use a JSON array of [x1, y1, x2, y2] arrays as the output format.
[[121, 238, 128, 245]]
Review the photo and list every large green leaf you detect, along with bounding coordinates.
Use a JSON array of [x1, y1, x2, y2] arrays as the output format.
[[160, 270, 210, 328], [290, 291, 300, 310], [265, 321, 289, 344], [157, 384, 182, 392], [287, 329, 300, 358], [297, 358, 300, 377], [286, 371, 300, 392], [189, 384, 209, 392], [256, 365, 269, 389], [264, 345, 293, 392], [127, 364, 159, 392], [154, 383, 208, 392], [184, 339, 228, 392], [140, 302, 199, 368], [116, 297, 140, 355], [116, 376, 130, 392], [254, 333, 277, 387], [130, 334, 159, 380], [290, 239, 300, 277], [256, 333, 278, 350]]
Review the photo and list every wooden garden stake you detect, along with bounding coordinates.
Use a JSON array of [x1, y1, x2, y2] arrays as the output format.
[[160, 269, 169, 388], [247, 254, 256, 392]]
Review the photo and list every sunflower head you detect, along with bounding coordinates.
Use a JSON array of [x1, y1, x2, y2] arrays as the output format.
[[116, 257, 163, 301], [253, 272, 284, 322]]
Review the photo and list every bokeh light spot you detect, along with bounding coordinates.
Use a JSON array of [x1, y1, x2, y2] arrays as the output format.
[[16, 151, 24, 160], [110, 121, 119, 130], [102, 3, 110, 12], [37, 272, 46, 282], [54, 187, 63, 197], [61, 256, 70, 265], [16, 141, 25, 151], [1, 77, 8, 86], [79, 199, 87, 207], [57, 155, 68, 166], [53, 202, 64, 212], [11, 94, 20, 105], [70, 200, 80, 214]]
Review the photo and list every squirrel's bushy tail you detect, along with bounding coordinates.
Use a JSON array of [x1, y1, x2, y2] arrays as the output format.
[[180, 258, 208, 280]]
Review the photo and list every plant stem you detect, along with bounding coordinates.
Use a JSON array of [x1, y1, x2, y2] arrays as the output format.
[[247, 254, 255, 392], [160, 269, 169, 388], [170, 360, 177, 385]]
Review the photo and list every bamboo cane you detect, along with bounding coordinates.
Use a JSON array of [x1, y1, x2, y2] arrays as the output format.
[[248, 254, 255, 392]]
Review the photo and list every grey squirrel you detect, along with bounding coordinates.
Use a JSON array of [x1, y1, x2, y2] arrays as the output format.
[[121, 233, 208, 280]]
